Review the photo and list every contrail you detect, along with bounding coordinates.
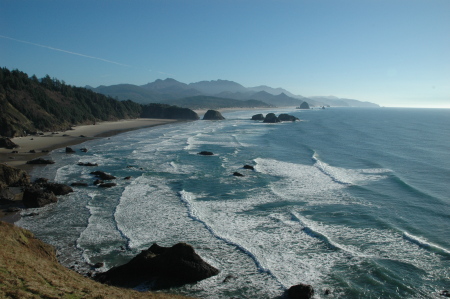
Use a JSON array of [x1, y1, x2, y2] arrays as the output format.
[[0, 35, 131, 67]]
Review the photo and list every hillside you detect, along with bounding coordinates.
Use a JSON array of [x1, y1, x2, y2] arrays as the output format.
[[0, 221, 192, 299], [164, 95, 273, 110], [92, 78, 379, 108], [0, 68, 199, 138]]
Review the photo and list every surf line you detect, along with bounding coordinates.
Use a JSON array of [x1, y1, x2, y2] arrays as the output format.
[[178, 190, 287, 289]]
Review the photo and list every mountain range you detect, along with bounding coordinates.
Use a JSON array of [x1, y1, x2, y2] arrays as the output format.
[[89, 79, 379, 109]]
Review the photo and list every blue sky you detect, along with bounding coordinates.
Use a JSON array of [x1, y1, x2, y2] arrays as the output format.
[[1, 0, 449, 108]]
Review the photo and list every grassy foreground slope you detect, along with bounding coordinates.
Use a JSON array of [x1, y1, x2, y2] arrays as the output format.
[[0, 221, 193, 299]]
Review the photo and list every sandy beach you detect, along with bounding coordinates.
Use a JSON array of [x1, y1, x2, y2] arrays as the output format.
[[0, 118, 179, 170]]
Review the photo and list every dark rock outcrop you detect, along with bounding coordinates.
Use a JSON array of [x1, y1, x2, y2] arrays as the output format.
[[93, 179, 104, 185], [233, 172, 244, 177], [26, 158, 55, 165], [99, 183, 117, 188], [95, 242, 219, 289], [90, 171, 116, 180], [298, 101, 310, 109], [198, 151, 214, 156], [203, 110, 225, 120], [243, 165, 255, 170], [65, 147, 76, 153], [42, 183, 73, 196], [263, 113, 280, 123], [80, 148, 88, 152], [77, 162, 98, 167], [0, 137, 19, 149], [22, 186, 57, 208], [278, 114, 299, 122], [287, 283, 314, 299], [71, 182, 88, 187], [251, 114, 265, 121], [0, 164, 30, 189]]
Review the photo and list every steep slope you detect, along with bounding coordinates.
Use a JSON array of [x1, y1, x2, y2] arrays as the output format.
[[0, 221, 192, 299]]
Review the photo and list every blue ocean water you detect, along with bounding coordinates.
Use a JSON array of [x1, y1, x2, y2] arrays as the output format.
[[17, 107, 450, 298]]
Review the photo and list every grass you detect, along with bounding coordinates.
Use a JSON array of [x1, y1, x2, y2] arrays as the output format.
[[0, 221, 194, 299]]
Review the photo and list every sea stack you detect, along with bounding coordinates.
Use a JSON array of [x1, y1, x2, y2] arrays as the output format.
[[298, 101, 310, 109], [203, 110, 225, 120]]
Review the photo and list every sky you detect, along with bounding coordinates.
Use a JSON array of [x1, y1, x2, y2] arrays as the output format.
[[1, 0, 449, 108]]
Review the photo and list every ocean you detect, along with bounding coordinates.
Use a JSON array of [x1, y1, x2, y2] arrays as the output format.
[[17, 107, 450, 298]]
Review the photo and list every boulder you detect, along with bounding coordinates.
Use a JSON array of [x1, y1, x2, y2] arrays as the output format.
[[233, 172, 244, 177], [22, 186, 57, 208], [251, 114, 265, 121], [243, 165, 255, 170], [263, 113, 280, 123], [65, 147, 76, 153], [95, 242, 219, 289], [80, 148, 88, 152], [77, 162, 98, 167], [0, 137, 19, 149], [98, 183, 117, 188], [71, 182, 88, 187], [203, 110, 225, 120], [0, 164, 30, 189], [278, 114, 299, 122], [90, 171, 116, 180], [287, 283, 314, 299], [26, 158, 55, 165], [42, 183, 73, 196], [93, 179, 104, 185], [298, 102, 310, 109], [198, 151, 214, 156]]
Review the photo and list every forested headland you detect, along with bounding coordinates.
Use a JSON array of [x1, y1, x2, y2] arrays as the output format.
[[0, 68, 199, 138]]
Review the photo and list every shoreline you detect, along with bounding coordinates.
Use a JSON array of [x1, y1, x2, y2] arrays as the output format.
[[0, 118, 180, 221]]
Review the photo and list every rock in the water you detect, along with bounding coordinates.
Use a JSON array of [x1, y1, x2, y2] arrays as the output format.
[[298, 101, 310, 109], [251, 114, 265, 121], [278, 114, 299, 122], [287, 283, 314, 299], [22, 186, 57, 208], [198, 151, 214, 156], [90, 171, 116, 180], [263, 113, 280, 123], [95, 242, 219, 289], [71, 182, 88, 187], [0, 137, 19, 149], [0, 164, 30, 189], [42, 183, 73, 196], [243, 165, 255, 170], [26, 158, 55, 165], [80, 148, 88, 152], [77, 162, 98, 167], [93, 179, 104, 185], [65, 147, 76, 153], [233, 172, 244, 177], [98, 183, 117, 188], [203, 110, 225, 120]]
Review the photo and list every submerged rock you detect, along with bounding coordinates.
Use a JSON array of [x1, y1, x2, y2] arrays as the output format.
[[65, 147, 76, 153], [198, 151, 214, 156], [90, 171, 116, 180], [95, 242, 219, 289], [203, 110, 225, 120], [243, 165, 255, 170], [233, 172, 244, 177]]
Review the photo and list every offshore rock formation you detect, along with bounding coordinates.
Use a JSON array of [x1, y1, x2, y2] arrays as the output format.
[[95, 243, 219, 289], [298, 101, 310, 109], [263, 113, 280, 123], [251, 114, 265, 121], [287, 283, 314, 299], [202, 110, 225, 120], [278, 114, 299, 122]]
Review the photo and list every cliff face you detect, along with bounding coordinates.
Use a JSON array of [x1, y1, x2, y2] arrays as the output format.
[[0, 221, 193, 299]]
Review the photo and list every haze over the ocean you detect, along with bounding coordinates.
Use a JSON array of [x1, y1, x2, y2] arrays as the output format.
[[1, 0, 449, 108]]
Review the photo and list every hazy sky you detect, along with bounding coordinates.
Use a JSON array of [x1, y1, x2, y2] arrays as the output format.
[[1, 0, 449, 108]]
